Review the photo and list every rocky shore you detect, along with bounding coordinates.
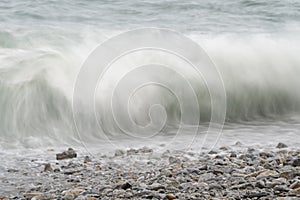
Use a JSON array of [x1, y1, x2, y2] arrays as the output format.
[[1, 142, 300, 199]]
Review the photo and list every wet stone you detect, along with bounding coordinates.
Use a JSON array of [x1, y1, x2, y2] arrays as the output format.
[[120, 182, 132, 190], [165, 193, 176, 200], [277, 142, 288, 148], [43, 163, 53, 172], [114, 149, 125, 156], [56, 148, 77, 160], [83, 156, 92, 163], [292, 158, 300, 167], [208, 150, 218, 154]]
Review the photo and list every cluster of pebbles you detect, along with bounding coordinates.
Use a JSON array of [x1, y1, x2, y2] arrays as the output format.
[[1, 142, 300, 199]]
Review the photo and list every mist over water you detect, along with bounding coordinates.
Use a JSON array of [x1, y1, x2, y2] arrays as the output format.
[[1, 0, 300, 148]]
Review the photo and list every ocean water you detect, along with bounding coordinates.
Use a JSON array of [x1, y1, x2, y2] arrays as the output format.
[[0, 0, 300, 150]]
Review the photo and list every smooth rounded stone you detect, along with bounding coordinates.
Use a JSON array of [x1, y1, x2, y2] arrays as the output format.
[[114, 149, 125, 156], [276, 143, 288, 149], [165, 193, 176, 200], [63, 189, 85, 195], [56, 148, 77, 160], [120, 182, 132, 190], [149, 183, 166, 191], [255, 180, 266, 188], [198, 164, 208, 170], [292, 158, 300, 167], [137, 175, 145, 182]]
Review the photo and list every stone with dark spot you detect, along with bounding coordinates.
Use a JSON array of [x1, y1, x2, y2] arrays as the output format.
[[56, 148, 77, 160], [120, 182, 132, 190]]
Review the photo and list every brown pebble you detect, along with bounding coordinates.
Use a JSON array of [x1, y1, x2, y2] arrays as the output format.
[[166, 194, 176, 200], [23, 193, 44, 198], [44, 163, 53, 172]]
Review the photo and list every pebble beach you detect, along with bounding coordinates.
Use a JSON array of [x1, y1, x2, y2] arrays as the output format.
[[1, 142, 300, 200]]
